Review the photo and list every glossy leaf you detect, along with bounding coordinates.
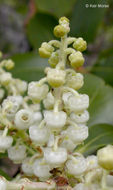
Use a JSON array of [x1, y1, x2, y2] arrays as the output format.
[[91, 48, 113, 86], [27, 13, 57, 49], [35, 0, 76, 18], [11, 52, 48, 82], [70, 0, 107, 42]]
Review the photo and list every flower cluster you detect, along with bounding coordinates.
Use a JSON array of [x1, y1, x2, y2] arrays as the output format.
[[0, 17, 113, 190]]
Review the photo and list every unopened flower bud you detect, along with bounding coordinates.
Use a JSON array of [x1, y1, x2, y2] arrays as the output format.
[[39, 42, 54, 58], [28, 82, 49, 103], [0, 72, 12, 85], [5, 59, 15, 70], [46, 68, 66, 87], [48, 51, 59, 67], [69, 51, 84, 68], [43, 92, 54, 109], [16, 79, 27, 94], [73, 37, 87, 52], [54, 25, 67, 38], [59, 17, 69, 25], [97, 145, 113, 170]]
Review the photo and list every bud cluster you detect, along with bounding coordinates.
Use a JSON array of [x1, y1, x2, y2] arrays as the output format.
[[0, 17, 113, 190]]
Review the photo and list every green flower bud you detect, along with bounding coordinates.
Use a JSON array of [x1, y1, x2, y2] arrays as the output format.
[[59, 17, 69, 24], [5, 59, 15, 70], [39, 42, 54, 58], [73, 38, 87, 52], [48, 51, 59, 67], [54, 25, 66, 38], [97, 145, 113, 170], [46, 68, 66, 87], [69, 51, 84, 68]]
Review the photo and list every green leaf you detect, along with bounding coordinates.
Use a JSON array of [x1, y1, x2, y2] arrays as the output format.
[[0, 169, 11, 180], [70, 0, 107, 42], [79, 73, 113, 127], [27, 13, 57, 49], [91, 48, 113, 86], [77, 124, 113, 156], [34, 0, 76, 18], [11, 52, 48, 82]]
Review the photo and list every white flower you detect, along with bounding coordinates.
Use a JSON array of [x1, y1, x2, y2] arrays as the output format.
[[66, 156, 87, 176], [14, 109, 33, 130], [28, 82, 49, 102], [65, 94, 89, 113], [2, 97, 20, 120], [33, 112, 42, 125], [66, 73, 84, 90], [44, 110, 67, 131], [33, 159, 51, 181], [22, 157, 34, 176], [60, 138, 76, 152], [8, 95, 23, 105], [70, 110, 89, 124], [0, 178, 6, 190], [62, 92, 72, 104], [43, 92, 54, 109], [15, 79, 27, 94], [29, 125, 49, 145], [86, 155, 98, 171], [47, 134, 54, 147], [44, 147, 67, 167], [8, 145, 26, 164], [29, 103, 40, 112], [0, 72, 12, 85], [66, 125, 88, 144], [0, 133, 13, 153]]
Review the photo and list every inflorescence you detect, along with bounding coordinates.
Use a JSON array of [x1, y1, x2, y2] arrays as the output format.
[[0, 17, 113, 190]]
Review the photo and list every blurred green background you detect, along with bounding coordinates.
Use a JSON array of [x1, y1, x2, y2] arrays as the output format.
[[0, 0, 113, 178]]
